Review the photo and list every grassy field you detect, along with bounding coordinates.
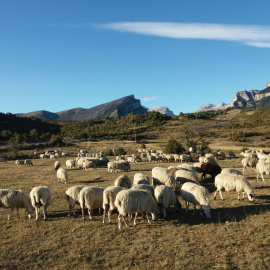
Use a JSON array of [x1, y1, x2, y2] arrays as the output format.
[[0, 144, 270, 269]]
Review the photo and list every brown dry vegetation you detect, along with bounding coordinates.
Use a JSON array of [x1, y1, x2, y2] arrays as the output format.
[[0, 142, 270, 269]]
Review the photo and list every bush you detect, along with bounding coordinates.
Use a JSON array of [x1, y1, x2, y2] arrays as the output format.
[[165, 139, 185, 154], [114, 147, 127, 156], [104, 148, 113, 156]]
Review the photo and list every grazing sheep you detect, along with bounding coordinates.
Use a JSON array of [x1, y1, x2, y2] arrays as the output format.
[[214, 174, 255, 202], [180, 154, 192, 163], [82, 159, 97, 171], [56, 168, 68, 184], [154, 185, 181, 218], [79, 186, 104, 220], [103, 186, 126, 224], [241, 157, 258, 173], [180, 182, 211, 219], [115, 189, 159, 230], [114, 175, 132, 189], [133, 173, 150, 185], [175, 169, 199, 186], [66, 159, 76, 169], [107, 161, 130, 173], [24, 159, 33, 166], [255, 161, 270, 182], [0, 157, 7, 163], [15, 160, 24, 167], [177, 164, 197, 174], [29, 186, 52, 220], [54, 161, 61, 171], [152, 167, 180, 191], [65, 185, 87, 216], [221, 168, 243, 176], [201, 163, 222, 181], [0, 189, 34, 219]]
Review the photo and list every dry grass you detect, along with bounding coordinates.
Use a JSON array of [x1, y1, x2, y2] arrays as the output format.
[[0, 144, 270, 269]]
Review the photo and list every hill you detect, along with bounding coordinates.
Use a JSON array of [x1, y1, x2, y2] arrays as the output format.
[[16, 95, 147, 121]]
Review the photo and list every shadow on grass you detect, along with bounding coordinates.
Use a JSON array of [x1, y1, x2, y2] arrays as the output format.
[[77, 178, 105, 184]]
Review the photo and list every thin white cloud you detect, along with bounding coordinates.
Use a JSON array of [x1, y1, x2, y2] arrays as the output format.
[[142, 96, 158, 102], [99, 22, 270, 48]]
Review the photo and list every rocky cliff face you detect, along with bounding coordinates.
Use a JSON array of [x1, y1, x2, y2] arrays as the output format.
[[17, 95, 148, 121], [148, 106, 175, 116]]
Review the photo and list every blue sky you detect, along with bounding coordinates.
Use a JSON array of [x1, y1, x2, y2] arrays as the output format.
[[1, 1, 270, 115]]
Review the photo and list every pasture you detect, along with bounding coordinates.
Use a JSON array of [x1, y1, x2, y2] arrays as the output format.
[[0, 147, 270, 269]]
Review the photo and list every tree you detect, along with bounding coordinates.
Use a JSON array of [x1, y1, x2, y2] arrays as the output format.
[[165, 139, 185, 154]]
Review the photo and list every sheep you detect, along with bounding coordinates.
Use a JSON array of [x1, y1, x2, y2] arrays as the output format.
[[29, 186, 52, 220], [131, 184, 155, 198], [114, 175, 132, 189], [193, 162, 203, 173], [0, 157, 7, 163], [107, 161, 130, 173], [56, 168, 68, 184], [79, 186, 104, 220], [65, 185, 87, 216], [133, 173, 150, 185], [15, 160, 24, 167], [221, 168, 243, 176], [180, 154, 192, 163], [82, 159, 97, 171], [154, 185, 181, 218], [255, 161, 270, 182], [102, 186, 126, 224], [180, 182, 211, 219], [152, 167, 180, 191], [241, 157, 258, 172], [115, 189, 159, 230], [201, 162, 222, 181], [24, 159, 33, 166], [54, 161, 61, 171], [214, 174, 255, 202], [0, 189, 34, 219], [66, 159, 76, 169], [76, 157, 86, 169], [174, 169, 199, 186], [177, 164, 197, 174]]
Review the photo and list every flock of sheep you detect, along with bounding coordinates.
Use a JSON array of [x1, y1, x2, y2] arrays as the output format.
[[0, 147, 268, 230]]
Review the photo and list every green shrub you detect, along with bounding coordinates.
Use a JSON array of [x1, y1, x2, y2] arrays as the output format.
[[114, 147, 127, 156], [165, 139, 185, 154], [104, 148, 113, 156]]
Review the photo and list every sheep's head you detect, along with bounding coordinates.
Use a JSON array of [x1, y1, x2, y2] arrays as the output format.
[[248, 193, 255, 202]]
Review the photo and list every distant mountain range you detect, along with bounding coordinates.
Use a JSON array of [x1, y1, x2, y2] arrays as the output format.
[[197, 82, 270, 112], [16, 95, 175, 121]]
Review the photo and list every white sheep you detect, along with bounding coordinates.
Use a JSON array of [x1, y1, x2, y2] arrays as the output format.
[[154, 185, 181, 218], [107, 161, 130, 173], [255, 161, 270, 182], [180, 154, 192, 163], [221, 168, 243, 176], [79, 186, 104, 220], [65, 185, 87, 216], [152, 167, 180, 191], [131, 184, 155, 198], [180, 182, 211, 219], [54, 161, 61, 171], [56, 168, 68, 184], [174, 169, 199, 186], [115, 189, 159, 230], [214, 174, 255, 202], [0, 189, 34, 219], [133, 173, 150, 185], [29, 186, 52, 220], [66, 159, 76, 169], [241, 157, 258, 172], [24, 159, 33, 166], [102, 186, 126, 224], [114, 174, 132, 189], [82, 159, 97, 171]]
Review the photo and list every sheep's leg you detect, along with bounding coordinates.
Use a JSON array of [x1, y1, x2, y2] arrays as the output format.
[[213, 190, 218, 200], [16, 207, 21, 219], [242, 192, 245, 201], [8, 208, 14, 220], [200, 206, 203, 216], [81, 205, 85, 220], [261, 174, 265, 182], [35, 207, 39, 220], [88, 208, 93, 220], [219, 190, 224, 200], [163, 207, 167, 219], [256, 173, 259, 182], [185, 201, 189, 212], [133, 212, 138, 226], [108, 209, 112, 224], [146, 213, 151, 224], [118, 214, 123, 230], [193, 204, 196, 216], [43, 206, 47, 220], [71, 204, 76, 217]]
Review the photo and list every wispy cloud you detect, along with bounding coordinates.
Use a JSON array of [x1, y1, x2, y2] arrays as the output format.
[[98, 22, 270, 48], [142, 96, 158, 102]]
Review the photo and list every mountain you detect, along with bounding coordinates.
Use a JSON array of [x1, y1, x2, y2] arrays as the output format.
[[197, 82, 270, 112], [17, 95, 148, 121], [196, 103, 226, 112], [148, 106, 175, 116]]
